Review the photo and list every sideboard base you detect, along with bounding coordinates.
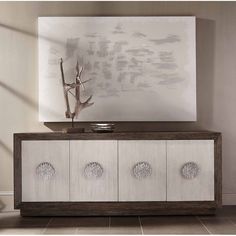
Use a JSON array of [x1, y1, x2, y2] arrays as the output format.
[[19, 202, 218, 216]]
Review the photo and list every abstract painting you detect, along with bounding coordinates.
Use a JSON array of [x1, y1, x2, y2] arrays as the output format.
[[38, 17, 196, 121]]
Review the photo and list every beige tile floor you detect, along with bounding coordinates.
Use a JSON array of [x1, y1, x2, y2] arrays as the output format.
[[1, 207, 236, 234]]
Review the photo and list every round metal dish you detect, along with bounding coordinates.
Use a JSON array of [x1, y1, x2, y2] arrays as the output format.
[[90, 123, 115, 133]]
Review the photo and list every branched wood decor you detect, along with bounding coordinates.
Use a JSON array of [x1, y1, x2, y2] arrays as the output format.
[[60, 58, 94, 122]]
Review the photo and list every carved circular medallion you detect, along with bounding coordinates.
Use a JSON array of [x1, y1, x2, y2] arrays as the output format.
[[132, 162, 152, 179], [84, 162, 103, 179], [36, 162, 55, 180], [181, 162, 199, 179]]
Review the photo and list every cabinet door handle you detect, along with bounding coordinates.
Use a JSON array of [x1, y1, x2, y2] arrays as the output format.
[[36, 162, 55, 180], [181, 162, 199, 179], [132, 161, 152, 179], [84, 162, 104, 179]]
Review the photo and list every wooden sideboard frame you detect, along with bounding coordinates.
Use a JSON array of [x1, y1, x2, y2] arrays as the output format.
[[14, 131, 222, 216]]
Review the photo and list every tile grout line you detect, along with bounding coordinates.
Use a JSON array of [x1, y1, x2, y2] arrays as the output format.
[[41, 217, 53, 234], [227, 218, 236, 227], [196, 216, 212, 235], [139, 216, 144, 235]]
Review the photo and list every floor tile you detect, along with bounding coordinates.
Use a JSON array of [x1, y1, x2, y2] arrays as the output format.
[[216, 206, 236, 217], [200, 217, 236, 234], [0, 227, 44, 235], [141, 216, 208, 234], [43, 217, 80, 234], [44, 226, 77, 235], [0, 212, 50, 228], [109, 217, 142, 235], [47, 217, 79, 227], [199, 206, 236, 219], [76, 217, 109, 235]]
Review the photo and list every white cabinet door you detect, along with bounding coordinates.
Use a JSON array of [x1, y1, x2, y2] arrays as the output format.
[[70, 140, 118, 201], [119, 141, 166, 201], [167, 140, 214, 201], [22, 140, 69, 202]]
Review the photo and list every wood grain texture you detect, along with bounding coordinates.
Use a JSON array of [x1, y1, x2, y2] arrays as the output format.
[[167, 140, 214, 201], [14, 131, 221, 141], [119, 140, 166, 201], [14, 134, 22, 208], [22, 141, 70, 201], [70, 140, 118, 201], [20, 201, 217, 216]]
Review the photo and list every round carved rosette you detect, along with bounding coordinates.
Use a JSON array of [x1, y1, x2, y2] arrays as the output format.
[[36, 162, 55, 180], [181, 162, 199, 179], [84, 162, 104, 179], [132, 161, 152, 179]]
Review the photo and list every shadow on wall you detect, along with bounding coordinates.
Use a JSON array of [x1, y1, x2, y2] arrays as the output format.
[[0, 140, 12, 157], [196, 18, 215, 128], [0, 199, 6, 211], [44, 18, 216, 132], [0, 22, 64, 45], [0, 81, 37, 110], [0, 80, 60, 118]]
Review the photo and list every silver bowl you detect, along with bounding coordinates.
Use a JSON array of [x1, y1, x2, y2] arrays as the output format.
[[90, 123, 115, 133]]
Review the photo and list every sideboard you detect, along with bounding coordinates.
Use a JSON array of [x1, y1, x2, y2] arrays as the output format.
[[14, 131, 221, 216]]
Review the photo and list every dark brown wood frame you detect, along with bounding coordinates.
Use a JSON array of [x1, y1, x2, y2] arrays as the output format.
[[14, 131, 222, 216]]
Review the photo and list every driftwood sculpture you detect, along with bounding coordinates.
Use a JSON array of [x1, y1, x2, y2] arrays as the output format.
[[60, 58, 93, 125]]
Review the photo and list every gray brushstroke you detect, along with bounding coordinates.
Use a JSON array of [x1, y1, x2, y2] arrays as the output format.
[[152, 62, 178, 70], [90, 72, 98, 76], [150, 34, 180, 45], [87, 42, 95, 55], [99, 88, 119, 98], [146, 58, 152, 63], [117, 72, 127, 83], [115, 23, 122, 30], [111, 41, 129, 54], [49, 47, 59, 55], [159, 77, 184, 85], [76, 56, 84, 65], [85, 33, 97, 38], [116, 60, 128, 70], [103, 62, 112, 68], [94, 62, 100, 70], [129, 72, 142, 84], [131, 57, 142, 66], [137, 82, 151, 88], [97, 82, 104, 88], [84, 62, 92, 71], [113, 23, 125, 34], [159, 51, 174, 63], [157, 73, 184, 85], [126, 48, 154, 56], [103, 69, 112, 80], [132, 32, 146, 38], [97, 40, 111, 57], [157, 73, 178, 79], [113, 30, 125, 34], [117, 55, 126, 60], [66, 38, 79, 58]]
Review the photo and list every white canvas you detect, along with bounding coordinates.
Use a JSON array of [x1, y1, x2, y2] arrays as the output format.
[[38, 17, 196, 122]]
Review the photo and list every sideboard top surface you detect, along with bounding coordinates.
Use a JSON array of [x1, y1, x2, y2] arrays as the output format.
[[14, 131, 221, 141]]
